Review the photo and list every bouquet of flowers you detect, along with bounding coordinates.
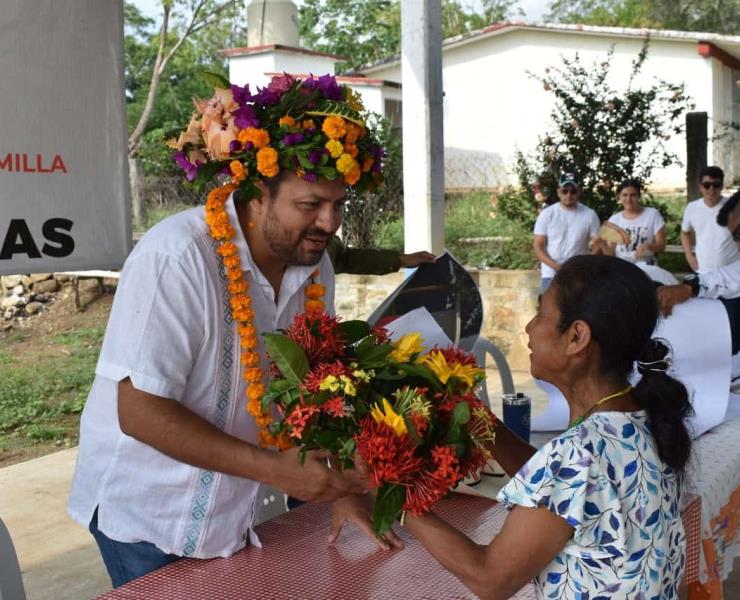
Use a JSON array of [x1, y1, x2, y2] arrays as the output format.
[[263, 311, 497, 534]]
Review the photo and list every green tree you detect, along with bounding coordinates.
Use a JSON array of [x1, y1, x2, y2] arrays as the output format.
[[297, 0, 520, 73], [503, 42, 694, 223], [547, 0, 740, 34]]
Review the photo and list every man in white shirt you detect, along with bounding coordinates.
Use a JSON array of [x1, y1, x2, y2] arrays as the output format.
[[69, 69, 410, 586], [681, 166, 740, 272], [532, 172, 601, 291], [659, 190, 740, 312]]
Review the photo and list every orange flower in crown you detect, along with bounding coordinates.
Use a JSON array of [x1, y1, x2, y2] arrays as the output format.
[[169, 72, 384, 199]]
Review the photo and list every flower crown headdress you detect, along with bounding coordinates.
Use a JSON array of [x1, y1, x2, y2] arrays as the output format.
[[170, 72, 384, 200]]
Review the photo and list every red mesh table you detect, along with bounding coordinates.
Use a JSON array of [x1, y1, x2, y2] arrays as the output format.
[[96, 495, 536, 599]]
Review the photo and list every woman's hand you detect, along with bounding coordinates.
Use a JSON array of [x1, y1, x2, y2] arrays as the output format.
[[329, 493, 404, 550]]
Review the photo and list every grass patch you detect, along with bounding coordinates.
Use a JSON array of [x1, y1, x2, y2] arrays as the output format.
[[134, 203, 194, 234], [0, 326, 104, 454]]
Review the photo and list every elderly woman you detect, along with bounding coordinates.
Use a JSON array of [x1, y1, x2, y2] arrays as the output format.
[[597, 179, 667, 264], [403, 255, 692, 599]]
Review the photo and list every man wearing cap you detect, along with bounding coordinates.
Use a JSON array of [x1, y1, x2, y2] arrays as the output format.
[[532, 173, 601, 291]]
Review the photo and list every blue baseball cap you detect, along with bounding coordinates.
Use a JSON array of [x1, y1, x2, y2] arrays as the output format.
[[558, 172, 580, 189]]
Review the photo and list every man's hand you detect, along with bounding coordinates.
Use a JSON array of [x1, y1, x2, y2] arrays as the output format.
[[399, 251, 436, 268], [657, 284, 692, 317], [329, 493, 404, 551], [270, 448, 366, 503]]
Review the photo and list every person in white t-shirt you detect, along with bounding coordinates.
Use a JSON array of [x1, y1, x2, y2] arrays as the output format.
[[681, 166, 740, 272], [533, 172, 600, 291], [68, 75, 402, 589], [596, 179, 666, 265]]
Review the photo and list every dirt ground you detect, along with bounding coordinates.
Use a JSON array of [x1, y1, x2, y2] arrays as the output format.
[[0, 280, 113, 466]]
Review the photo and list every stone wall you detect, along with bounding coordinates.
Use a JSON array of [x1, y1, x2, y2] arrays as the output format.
[[335, 269, 540, 371]]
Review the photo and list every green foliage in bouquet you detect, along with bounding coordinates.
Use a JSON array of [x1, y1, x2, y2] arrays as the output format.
[[263, 312, 497, 534]]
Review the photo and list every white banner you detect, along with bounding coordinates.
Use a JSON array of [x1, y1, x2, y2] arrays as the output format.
[[0, 0, 130, 275]]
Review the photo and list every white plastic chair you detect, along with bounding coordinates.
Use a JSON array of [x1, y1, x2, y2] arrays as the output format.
[[472, 336, 515, 407], [0, 517, 26, 600]]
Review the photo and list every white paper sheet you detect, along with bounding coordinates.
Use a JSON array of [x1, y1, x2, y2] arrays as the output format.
[[531, 298, 733, 437], [385, 306, 454, 349]]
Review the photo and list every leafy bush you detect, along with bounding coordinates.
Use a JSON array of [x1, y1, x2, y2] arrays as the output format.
[[515, 41, 694, 222]]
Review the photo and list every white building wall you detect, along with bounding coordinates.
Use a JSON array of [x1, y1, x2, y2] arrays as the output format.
[[228, 52, 337, 89], [368, 30, 721, 188]]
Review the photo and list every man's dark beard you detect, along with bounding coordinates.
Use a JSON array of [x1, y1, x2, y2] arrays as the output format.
[[262, 210, 329, 266]]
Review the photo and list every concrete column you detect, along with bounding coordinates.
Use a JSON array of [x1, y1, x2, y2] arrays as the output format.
[[401, 0, 444, 255]]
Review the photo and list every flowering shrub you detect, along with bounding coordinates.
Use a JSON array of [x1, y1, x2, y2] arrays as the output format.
[[513, 41, 694, 222], [263, 313, 497, 534]]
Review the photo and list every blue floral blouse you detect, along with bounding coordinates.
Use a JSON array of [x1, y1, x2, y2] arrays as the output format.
[[497, 411, 685, 599]]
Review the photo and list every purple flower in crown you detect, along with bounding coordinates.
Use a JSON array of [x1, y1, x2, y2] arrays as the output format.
[[172, 151, 200, 182], [267, 72, 295, 95], [317, 74, 343, 100], [229, 140, 242, 154], [233, 105, 259, 129], [253, 86, 280, 106], [283, 132, 305, 146], [308, 149, 322, 164], [303, 172, 318, 183], [231, 83, 253, 106], [301, 75, 318, 91]]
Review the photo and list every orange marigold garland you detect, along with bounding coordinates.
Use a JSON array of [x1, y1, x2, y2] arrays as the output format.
[[205, 176, 325, 450]]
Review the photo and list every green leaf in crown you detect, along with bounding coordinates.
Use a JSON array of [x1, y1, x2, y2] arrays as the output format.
[[306, 100, 364, 126], [196, 69, 231, 90]]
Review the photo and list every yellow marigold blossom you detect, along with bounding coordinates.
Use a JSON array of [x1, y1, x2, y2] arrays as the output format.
[[421, 350, 484, 388], [322, 115, 347, 140], [335, 153, 358, 175], [388, 332, 425, 363], [370, 398, 407, 436], [230, 294, 251, 311], [325, 139, 343, 159], [212, 225, 236, 241], [295, 168, 305, 179], [233, 307, 255, 322], [279, 115, 296, 127], [243, 367, 263, 383], [344, 166, 361, 186], [352, 369, 371, 383], [217, 242, 238, 257], [229, 280, 249, 295], [229, 160, 246, 182], [256, 147, 280, 178], [305, 299, 324, 313], [247, 382, 266, 401], [319, 375, 341, 393], [339, 375, 357, 397], [302, 119, 316, 129], [306, 283, 325, 299], [241, 351, 261, 367], [238, 127, 270, 148], [246, 396, 262, 416], [223, 254, 241, 270], [238, 322, 256, 336], [256, 413, 273, 428]]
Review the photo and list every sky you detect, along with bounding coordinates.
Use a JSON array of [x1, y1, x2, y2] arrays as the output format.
[[130, 0, 551, 24]]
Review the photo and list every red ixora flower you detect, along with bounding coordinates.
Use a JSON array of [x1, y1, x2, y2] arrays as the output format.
[[285, 403, 320, 439], [354, 417, 423, 486], [322, 396, 346, 417], [303, 361, 353, 393], [435, 345, 478, 367], [285, 312, 346, 365], [370, 325, 390, 344], [404, 445, 463, 516], [437, 391, 485, 415]]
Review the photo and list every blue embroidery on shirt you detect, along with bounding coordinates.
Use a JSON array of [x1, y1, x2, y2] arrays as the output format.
[[181, 241, 234, 556]]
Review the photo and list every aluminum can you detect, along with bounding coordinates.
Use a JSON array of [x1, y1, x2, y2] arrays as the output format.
[[502, 392, 531, 442]]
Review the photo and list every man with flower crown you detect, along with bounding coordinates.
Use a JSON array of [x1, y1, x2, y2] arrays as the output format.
[[68, 72, 401, 588]]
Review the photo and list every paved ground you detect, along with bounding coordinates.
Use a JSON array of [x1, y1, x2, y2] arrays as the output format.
[[2, 368, 738, 599]]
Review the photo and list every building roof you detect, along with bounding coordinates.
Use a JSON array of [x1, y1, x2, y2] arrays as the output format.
[[220, 44, 344, 61], [359, 22, 740, 74]]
